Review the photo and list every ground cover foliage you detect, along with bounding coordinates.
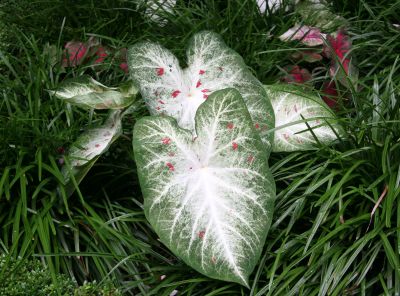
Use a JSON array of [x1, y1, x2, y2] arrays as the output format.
[[0, 0, 400, 295]]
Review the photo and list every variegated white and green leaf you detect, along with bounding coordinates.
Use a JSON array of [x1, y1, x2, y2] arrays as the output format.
[[139, 0, 176, 25], [62, 110, 122, 196], [128, 31, 275, 155], [133, 89, 275, 286], [49, 75, 138, 109], [264, 84, 343, 152]]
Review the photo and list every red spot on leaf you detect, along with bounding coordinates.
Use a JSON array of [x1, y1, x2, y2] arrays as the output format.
[[156, 67, 164, 76], [247, 155, 254, 163], [227, 122, 234, 130], [203, 94, 208, 99], [255, 123, 260, 129], [95, 144, 100, 148], [232, 142, 238, 150], [172, 90, 181, 98], [158, 100, 165, 105], [199, 69, 205, 75], [162, 137, 171, 145], [156, 106, 161, 110], [198, 230, 205, 239], [196, 80, 202, 88], [166, 163, 175, 171], [201, 89, 210, 93]]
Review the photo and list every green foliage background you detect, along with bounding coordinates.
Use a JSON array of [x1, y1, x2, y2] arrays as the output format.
[[0, 0, 400, 295]]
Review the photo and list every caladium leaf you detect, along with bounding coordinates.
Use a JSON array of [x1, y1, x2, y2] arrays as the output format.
[[49, 75, 138, 110], [264, 84, 343, 152], [140, 0, 177, 25], [279, 24, 326, 46], [296, 1, 347, 31], [133, 89, 275, 286], [62, 110, 122, 196], [128, 31, 275, 154]]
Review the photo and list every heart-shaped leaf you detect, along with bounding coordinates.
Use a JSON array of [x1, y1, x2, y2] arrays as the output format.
[[128, 31, 275, 155], [133, 89, 275, 286], [264, 84, 343, 152], [62, 110, 122, 196], [49, 75, 138, 109]]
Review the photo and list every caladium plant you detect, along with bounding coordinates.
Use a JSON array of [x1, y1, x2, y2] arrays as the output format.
[[49, 30, 344, 286], [264, 84, 343, 152], [133, 88, 275, 286], [127, 31, 275, 155], [49, 76, 140, 196]]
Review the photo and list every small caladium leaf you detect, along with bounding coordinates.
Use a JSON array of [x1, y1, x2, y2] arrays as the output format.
[[296, 1, 347, 31], [292, 50, 323, 63], [62, 41, 88, 67], [62, 110, 122, 196], [281, 65, 312, 84], [140, 0, 177, 25], [128, 31, 275, 154], [325, 30, 358, 89], [133, 89, 275, 286], [264, 84, 343, 152], [279, 24, 326, 46], [49, 75, 138, 109]]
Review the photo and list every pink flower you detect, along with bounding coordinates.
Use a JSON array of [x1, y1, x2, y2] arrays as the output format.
[[62, 41, 88, 67], [279, 25, 326, 46], [281, 65, 312, 84]]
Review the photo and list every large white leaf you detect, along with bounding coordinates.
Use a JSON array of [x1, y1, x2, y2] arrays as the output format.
[[133, 89, 275, 286], [128, 31, 275, 155], [49, 75, 138, 109], [264, 84, 343, 152]]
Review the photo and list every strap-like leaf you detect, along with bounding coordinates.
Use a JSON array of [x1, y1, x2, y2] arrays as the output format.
[[49, 75, 138, 109], [128, 31, 275, 155], [264, 84, 343, 152], [133, 89, 275, 286]]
